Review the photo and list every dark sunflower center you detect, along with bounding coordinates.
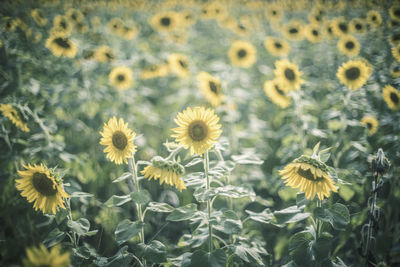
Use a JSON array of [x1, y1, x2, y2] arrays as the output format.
[[112, 131, 128, 150], [83, 50, 94, 59], [345, 67, 360, 80], [312, 30, 319, 36], [395, 9, 400, 17], [185, 15, 192, 20], [315, 15, 321, 21], [274, 42, 282, 48], [284, 68, 296, 81], [338, 23, 348, 32], [209, 81, 220, 94], [274, 84, 285, 96], [371, 16, 377, 21], [237, 49, 247, 58], [105, 52, 114, 60], [390, 92, 399, 104], [345, 41, 355, 49], [355, 23, 362, 30], [117, 74, 125, 81], [60, 20, 67, 29], [71, 14, 77, 21], [179, 60, 187, 69], [272, 10, 277, 15], [161, 17, 171, 26], [53, 37, 71, 48], [394, 66, 400, 72], [188, 121, 208, 141], [32, 172, 57, 196], [150, 65, 158, 71], [393, 34, 400, 41], [289, 27, 298, 34], [215, 8, 220, 14], [366, 122, 372, 129], [327, 27, 332, 34], [297, 167, 325, 181]]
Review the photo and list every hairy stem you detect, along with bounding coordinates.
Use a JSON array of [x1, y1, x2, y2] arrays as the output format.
[[364, 173, 380, 265], [204, 150, 213, 253]]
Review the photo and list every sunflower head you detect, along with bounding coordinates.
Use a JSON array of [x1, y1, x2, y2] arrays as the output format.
[[367, 10, 382, 27], [274, 59, 304, 91], [0, 103, 30, 132], [150, 12, 179, 32], [336, 60, 371, 90], [100, 117, 137, 165], [305, 24, 323, 43], [52, 15, 72, 35], [264, 37, 290, 57], [22, 244, 70, 267], [332, 17, 349, 37], [95, 46, 115, 63], [361, 116, 378, 136], [349, 18, 366, 34], [283, 20, 304, 41], [197, 71, 224, 107], [390, 5, 400, 22], [31, 8, 47, 26], [228, 40, 257, 68], [264, 79, 291, 108], [109, 66, 133, 91], [337, 35, 360, 57], [168, 53, 190, 77], [382, 85, 400, 111], [171, 107, 222, 155], [45, 33, 77, 58]]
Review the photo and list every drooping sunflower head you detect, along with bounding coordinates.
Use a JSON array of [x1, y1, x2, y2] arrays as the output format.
[[121, 25, 139, 40], [264, 37, 290, 57], [22, 244, 70, 267], [389, 5, 400, 22], [283, 19, 304, 41], [0, 103, 30, 132], [150, 11, 179, 32], [100, 117, 137, 165], [16, 163, 70, 214], [45, 33, 77, 58], [274, 59, 304, 91], [349, 18, 366, 34], [263, 79, 291, 108], [279, 155, 338, 200], [367, 10, 382, 27], [31, 8, 47, 26], [361, 116, 378, 136], [94, 46, 115, 63], [109, 66, 133, 91], [168, 53, 190, 77], [305, 24, 323, 43], [52, 15, 72, 35], [140, 64, 169, 80], [197, 71, 224, 107], [171, 106, 222, 155], [382, 85, 400, 111], [228, 40, 257, 68], [337, 35, 360, 57], [336, 59, 371, 90]]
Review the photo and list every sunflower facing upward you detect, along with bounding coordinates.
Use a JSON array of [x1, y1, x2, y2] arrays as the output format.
[[274, 59, 304, 91], [197, 71, 224, 107], [16, 163, 70, 214], [100, 117, 137, 164], [171, 107, 222, 155], [336, 59, 371, 90], [23, 244, 70, 267], [109, 66, 133, 91]]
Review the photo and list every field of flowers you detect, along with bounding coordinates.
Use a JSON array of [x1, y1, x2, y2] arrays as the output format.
[[1, 0, 400, 266]]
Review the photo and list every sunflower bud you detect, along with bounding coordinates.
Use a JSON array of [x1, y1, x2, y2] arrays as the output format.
[[370, 149, 390, 177]]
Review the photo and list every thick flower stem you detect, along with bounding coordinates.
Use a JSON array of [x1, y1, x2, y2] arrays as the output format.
[[364, 173, 380, 265], [315, 199, 322, 267], [204, 150, 213, 253]]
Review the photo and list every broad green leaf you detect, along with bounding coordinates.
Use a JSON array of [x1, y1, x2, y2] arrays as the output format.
[[55, 207, 69, 224], [214, 210, 242, 235], [289, 231, 314, 266], [115, 219, 144, 245], [190, 249, 227, 267], [274, 206, 310, 225], [167, 203, 197, 222], [296, 192, 309, 208], [233, 245, 265, 265], [145, 202, 174, 213], [112, 172, 132, 183], [338, 185, 355, 202], [313, 232, 333, 261], [73, 246, 92, 260], [68, 218, 91, 236], [314, 203, 350, 231], [217, 185, 256, 201], [245, 208, 273, 224], [43, 228, 66, 247], [104, 195, 131, 207], [130, 190, 151, 205], [137, 240, 166, 263], [185, 157, 203, 167], [94, 246, 133, 267], [193, 188, 217, 202]]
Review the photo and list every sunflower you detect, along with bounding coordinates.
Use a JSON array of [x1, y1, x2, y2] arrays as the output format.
[[206, 2, 228, 21], [263, 79, 291, 108], [392, 45, 400, 62], [264, 37, 290, 57], [141, 156, 186, 191], [323, 20, 336, 39], [360, 116, 378, 136], [279, 155, 338, 200], [197, 71, 224, 107], [274, 59, 304, 91], [367, 10, 382, 27], [349, 18, 366, 34], [171, 106, 222, 155], [308, 12, 324, 25], [109, 66, 133, 91], [22, 244, 70, 267], [391, 65, 400, 78], [180, 11, 196, 27], [389, 5, 400, 22], [52, 15, 72, 35], [283, 20, 304, 41], [305, 24, 323, 43], [336, 60, 371, 90], [65, 8, 84, 24], [16, 163, 69, 214], [99, 117, 137, 165], [337, 35, 360, 57], [108, 18, 124, 35], [332, 17, 349, 37], [139, 64, 169, 80], [168, 53, 190, 77], [382, 85, 400, 111], [94, 46, 115, 63], [0, 103, 30, 132], [121, 25, 139, 40], [389, 33, 400, 46], [45, 33, 77, 58], [150, 12, 179, 32], [31, 9, 47, 26], [228, 40, 256, 68], [265, 3, 283, 22]]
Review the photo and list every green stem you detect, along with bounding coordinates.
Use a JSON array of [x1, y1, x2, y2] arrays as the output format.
[[364, 173, 379, 265], [204, 150, 213, 253], [66, 199, 78, 248], [315, 199, 322, 267]]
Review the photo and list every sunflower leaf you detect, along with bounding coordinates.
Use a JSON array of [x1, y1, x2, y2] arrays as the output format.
[[115, 219, 144, 245], [112, 172, 132, 183], [167, 203, 197, 221], [104, 195, 131, 207], [130, 190, 151, 205]]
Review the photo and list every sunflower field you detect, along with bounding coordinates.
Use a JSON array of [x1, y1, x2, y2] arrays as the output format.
[[1, 0, 400, 266]]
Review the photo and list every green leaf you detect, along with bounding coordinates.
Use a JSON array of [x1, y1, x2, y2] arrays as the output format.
[[214, 210, 242, 235], [115, 219, 144, 245], [233, 245, 265, 265], [313, 232, 333, 261], [68, 218, 91, 236], [245, 208, 273, 224], [43, 228, 66, 247], [130, 190, 151, 205], [289, 231, 314, 266], [55, 207, 69, 224], [296, 192, 309, 207], [314, 203, 350, 231], [193, 188, 216, 202], [312, 142, 321, 156], [190, 249, 227, 267], [94, 246, 133, 267], [167, 203, 197, 222], [73, 246, 92, 260], [137, 240, 166, 263], [70, 191, 93, 198], [231, 154, 263, 165], [104, 195, 131, 207], [217, 185, 256, 201], [145, 202, 174, 213], [112, 172, 132, 183], [185, 157, 203, 167], [338, 185, 355, 202], [274, 206, 310, 225]]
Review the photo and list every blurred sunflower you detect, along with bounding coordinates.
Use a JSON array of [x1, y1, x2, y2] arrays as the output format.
[[207, 2, 228, 21], [264, 37, 290, 57], [3, 19, 18, 32], [31, 9, 47, 26], [0, 103, 30, 132], [180, 11, 196, 27], [197, 71, 224, 107], [168, 53, 190, 77], [45, 34, 77, 58], [141, 156, 186, 191], [94, 46, 115, 62], [308, 11, 324, 25], [100, 117, 137, 165], [263, 79, 291, 108], [391, 65, 400, 78], [121, 25, 138, 40], [66, 8, 84, 24], [389, 33, 400, 46], [274, 59, 304, 91], [305, 24, 323, 43], [75, 21, 89, 33], [108, 17, 124, 35], [332, 17, 349, 37], [283, 20, 304, 41], [367, 10, 382, 27], [337, 35, 360, 57], [361, 116, 378, 136], [336, 60, 371, 90], [392, 45, 400, 62], [228, 40, 256, 68], [265, 3, 283, 22], [382, 85, 400, 110], [389, 5, 400, 22], [52, 15, 72, 35], [171, 106, 222, 155], [323, 20, 336, 39], [279, 155, 337, 200], [150, 11, 179, 32], [349, 18, 366, 34], [16, 163, 70, 214], [23, 244, 70, 267], [140, 64, 169, 80], [109, 66, 133, 91], [388, 19, 400, 28]]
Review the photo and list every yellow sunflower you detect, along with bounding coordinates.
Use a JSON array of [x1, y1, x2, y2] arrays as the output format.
[[65, 8, 84, 24], [108, 18, 124, 35], [264, 37, 290, 57], [265, 3, 283, 22], [180, 11, 196, 27], [52, 15, 72, 35], [283, 20, 304, 41], [171, 106, 222, 155], [349, 18, 366, 34], [367, 10, 382, 27], [121, 25, 139, 40], [228, 40, 257, 68], [391, 65, 400, 78], [382, 85, 400, 111], [150, 12, 179, 32], [16, 163, 70, 214], [45, 34, 77, 58], [323, 20, 336, 39], [392, 45, 400, 62], [22, 244, 70, 267], [99, 117, 137, 165], [389, 5, 400, 22], [279, 155, 338, 200], [140, 64, 169, 80], [336, 60, 371, 90], [332, 17, 349, 37], [305, 24, 323, 43], [389, 33, 400, 46], [109, 66, 133, 91], [308, 12, 324, 25], [263, 79, 291, 108], [94, 46, 115, 63], [207, 2, 228, 21], [141, 156, 186, 191], [360, 116, 378, 136], [196, 71, 224, 107], [273, 59, 304, 91], [31, 9, 47, 26], [168, 53, 190, 77], [337, 35, 360, 57], [0, 103, 30, 132]]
